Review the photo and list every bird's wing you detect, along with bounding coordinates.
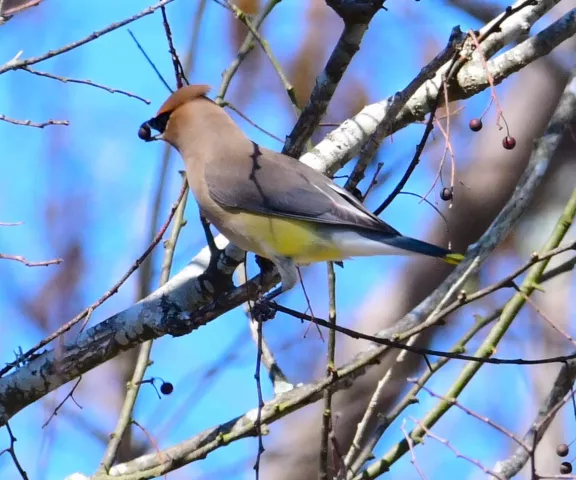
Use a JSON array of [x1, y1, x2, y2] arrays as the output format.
[[205, 141, 400, 235]]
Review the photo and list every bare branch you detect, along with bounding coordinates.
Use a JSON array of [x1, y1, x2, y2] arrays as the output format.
[[0, 115, 68, 128], [283, 18, 379, 158], [22, 67, 150, 104], [0, 253, 63, 267]]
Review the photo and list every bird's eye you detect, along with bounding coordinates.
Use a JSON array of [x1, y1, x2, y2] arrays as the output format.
[[138, 123, 152, 141]]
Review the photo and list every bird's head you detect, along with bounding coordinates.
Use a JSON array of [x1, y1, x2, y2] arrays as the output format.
[[138, 84, 212, 149]]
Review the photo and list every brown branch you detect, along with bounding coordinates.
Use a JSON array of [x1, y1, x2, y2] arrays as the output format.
[[410, 418, 505, 480], [0, 115, 68, 128], [160, 5, 187, 88], [224, 0, 300, 114], [215, 0, 282, 103], [0, 253, 63, 267], [21, 67, 150, 104], [282, 11, 381, 158]]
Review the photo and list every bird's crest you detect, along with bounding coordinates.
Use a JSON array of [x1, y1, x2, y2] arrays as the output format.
[[156, 85, 212, 116]]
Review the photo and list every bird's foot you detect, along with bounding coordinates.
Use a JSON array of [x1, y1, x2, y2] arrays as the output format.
[[252, 296, 277, 321]]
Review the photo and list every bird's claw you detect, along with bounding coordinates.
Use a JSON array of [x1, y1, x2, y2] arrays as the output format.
[[252, 297, 277, 321]]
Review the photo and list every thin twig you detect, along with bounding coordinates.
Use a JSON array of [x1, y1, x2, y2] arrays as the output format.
[[252, 309, 266, 479], [21, 67, 149, 104], [242, 262, 293, 395], [0, 115, 68, 128], [224, 102, 284, 143], [1, 423, 28, 479], [0, 253, 63, 267], [319, 262, 337, 480], [128, 29, 173, 93], [401, 420, 427, 480], [160, 6, 188, 88], [410, 418, 505, 480], [131, 420, 166, 465], [42, 377, 82, 428], [269, 243, 576, 367], [514, 285, 576, 348], [412, 382, 530, 453], [216, 0, 282, 104], [224, 0, 300, 115]]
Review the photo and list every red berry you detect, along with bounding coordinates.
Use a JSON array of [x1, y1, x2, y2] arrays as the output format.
[[160, 382, 174, 395], [560, 461, 572, 474], [502, 136, 516, 150], [469, 118, 482, 132], [440, 187, 453, 201], [556, 443, 569, 457]]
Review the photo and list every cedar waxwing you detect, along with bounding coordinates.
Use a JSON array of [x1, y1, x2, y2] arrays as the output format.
[[139, 85, 463, 301]]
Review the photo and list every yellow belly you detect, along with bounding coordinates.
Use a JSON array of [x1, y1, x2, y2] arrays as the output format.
[[220, 211, 344, 264]]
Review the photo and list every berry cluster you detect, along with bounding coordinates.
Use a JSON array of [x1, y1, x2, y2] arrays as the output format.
[[556, 443, 572, 474], [468, 118, 516, 150]]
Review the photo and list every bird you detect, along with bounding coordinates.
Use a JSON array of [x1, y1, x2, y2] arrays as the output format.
[[138, 85, 463, 302]]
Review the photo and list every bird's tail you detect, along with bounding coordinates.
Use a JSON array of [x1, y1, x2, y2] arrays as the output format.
[[340, 228, 464, 265], [384, 233, 464, 265]]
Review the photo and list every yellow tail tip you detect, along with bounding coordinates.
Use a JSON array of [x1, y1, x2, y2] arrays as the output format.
[[444, 252, 464, 265]]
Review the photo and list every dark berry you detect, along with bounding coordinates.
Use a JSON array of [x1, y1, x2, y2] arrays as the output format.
[[556, 443, 569, 457], [560, 462, 573, 474], [440, 187, 453, 201], [469, 118, 483, 132], [160, 382, 174, 395], [502, 136, 516, 150], [138, 123, 151, 141]]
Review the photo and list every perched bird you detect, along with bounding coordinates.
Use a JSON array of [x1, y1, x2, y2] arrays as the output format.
[[139, 85, 463, 301]]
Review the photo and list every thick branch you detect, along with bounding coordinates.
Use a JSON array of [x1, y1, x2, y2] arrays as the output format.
[[283, 21, 375, 158]]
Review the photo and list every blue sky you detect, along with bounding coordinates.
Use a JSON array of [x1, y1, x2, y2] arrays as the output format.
[[2, 1, 574, 479]]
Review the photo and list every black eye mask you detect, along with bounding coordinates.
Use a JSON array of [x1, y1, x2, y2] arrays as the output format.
[[138, 111, 171, 142]]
